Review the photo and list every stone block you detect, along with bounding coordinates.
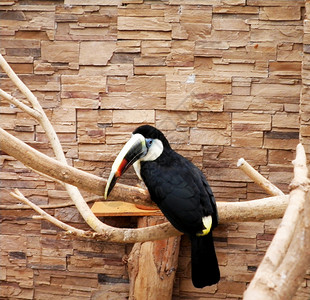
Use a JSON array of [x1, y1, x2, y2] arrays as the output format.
[[213, 18, 250, 31], [27, 255, 67, 271], [117, 30, 171, 40], [269, 149, 294, 165], [0, 283, 33, 300], [166, 76, 230, 112], [263, 131, 299, 150], [0, 235, 27, 252], [119, 7, 164, 17], [134, 56, 166, 66], [248, 0, 304, 5], [116, 40, 141, 53], [259, 6, 301, 21], [126, 75, 166, 94], [62, 75, 106, 93], [232, 130, 263, 148], [269, 61, 301, 77], [181, 23, 212, 41], [232, 112, 271, 131], [217, 280, 247, 298], [180, 6, 212, 24], [250, 27, 303, 43], [213, 6, 259, 14], [65, 0, 122, 4], [118, 16, 171, 31], [6, 268, 34, 288], [141, 40, 171, 56], [219, 147, 267, 166], [272, 112, 300, 129], [197, 112, 231, 129], [67, 254, 125, 275], [190, 128, 231, 146], [156, 110, 197, 130], [79, 41, 116, 66], [179, 278, 217, 294], [112, 109, 155, 124], [23, 11, 55, 30], [41, 41, 79, 63], [20, 74, 60, 92], [277, 47, 303, 62]]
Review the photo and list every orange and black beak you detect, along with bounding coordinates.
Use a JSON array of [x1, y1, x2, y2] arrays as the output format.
[[104, 133, 147, 199]]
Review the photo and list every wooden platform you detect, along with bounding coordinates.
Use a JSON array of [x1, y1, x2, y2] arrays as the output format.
[[91, 201, 163, 217]]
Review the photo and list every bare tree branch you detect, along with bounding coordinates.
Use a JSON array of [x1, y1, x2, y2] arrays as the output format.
[[0, 127, 152, 206], [0, 54, 39, 108], [243, 144, 310, 300], [0, 88, 41, 119], [9, 188, 290, 243], [0, 196, 99, 210], [10, 189, 87, 236], [238, 158, 285, 196]]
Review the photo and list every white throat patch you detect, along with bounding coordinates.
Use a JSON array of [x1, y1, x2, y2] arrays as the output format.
[[133, 138, 163, 180], [141, 139, 163, 162]]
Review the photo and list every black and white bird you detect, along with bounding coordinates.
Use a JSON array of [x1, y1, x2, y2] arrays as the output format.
[[104, 125, 220, 288]]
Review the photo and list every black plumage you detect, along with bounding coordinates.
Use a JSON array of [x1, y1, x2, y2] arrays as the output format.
[[133, 125, 220, 288]]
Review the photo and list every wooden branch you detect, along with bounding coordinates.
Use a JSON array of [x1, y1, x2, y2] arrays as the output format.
[[1, 54, 109, 235], [0, 196, 99, 210], [11, 189, 181, 243], [0, 127, 153, 207], [237, 158, 284, 196], [0, 88, 41, 119], [8, 185, 289, 243], [0, 54, 39, 108], [10, 189, 87, 236], [244, 144, 310, 300], [217, 194, 289, 222]]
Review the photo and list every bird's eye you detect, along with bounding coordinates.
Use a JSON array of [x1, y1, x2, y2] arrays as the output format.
[[146, 138, 153, 148]]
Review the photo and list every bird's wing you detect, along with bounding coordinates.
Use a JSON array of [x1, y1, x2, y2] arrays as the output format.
[[141, 153, 215, 235], [198, 168, 219, 227]]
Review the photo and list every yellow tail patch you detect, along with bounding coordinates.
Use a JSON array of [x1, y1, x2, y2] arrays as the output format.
[[196, 215, 212, 237]]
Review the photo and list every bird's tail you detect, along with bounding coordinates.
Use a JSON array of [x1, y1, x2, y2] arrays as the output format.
[[190, 232, 220, 288]]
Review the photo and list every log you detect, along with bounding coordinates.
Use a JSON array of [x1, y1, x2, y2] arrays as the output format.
[[128, 216, 181, 300]]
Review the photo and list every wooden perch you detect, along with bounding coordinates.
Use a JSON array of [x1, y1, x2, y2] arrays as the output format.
[[238, 158, 284, 196]]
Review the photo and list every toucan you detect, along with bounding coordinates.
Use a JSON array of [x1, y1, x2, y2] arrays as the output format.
[[104, 125, 220, 288]]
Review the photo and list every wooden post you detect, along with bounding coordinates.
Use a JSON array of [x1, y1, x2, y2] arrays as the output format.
[[91, 202, 181, 299], [128, 216, 181, 300]]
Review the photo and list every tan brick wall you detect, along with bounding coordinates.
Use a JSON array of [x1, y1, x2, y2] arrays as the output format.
[[0, 0, 309, 299]]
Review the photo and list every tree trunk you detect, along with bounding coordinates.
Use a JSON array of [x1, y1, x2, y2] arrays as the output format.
[[128, 216, 181, 300]]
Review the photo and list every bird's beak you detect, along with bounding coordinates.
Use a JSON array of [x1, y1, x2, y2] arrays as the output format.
[[104, 133, 147, 199]]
